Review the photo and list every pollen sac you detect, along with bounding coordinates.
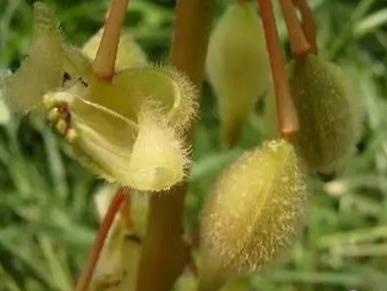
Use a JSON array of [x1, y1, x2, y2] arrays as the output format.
[[289, 55, 362, 174], [199, 139, 308, 290], [206, 1, 270, 147], [82, 28, 148, 72], [4, 2, 64, 113]]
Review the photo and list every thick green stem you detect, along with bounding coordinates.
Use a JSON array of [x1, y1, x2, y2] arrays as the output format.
[[135, 1, 213, 291], [258, 0, 299, 139], [93, 0, 129, 80]]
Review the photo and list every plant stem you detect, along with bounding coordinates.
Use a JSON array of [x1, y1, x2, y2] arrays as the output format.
[[257, 0, 299, 139], [93, 0, 129, 80], [279, 0, 311, 58], [292, 0, 318, 54], [135, 1, 213, 290], [75, 187, 129, 291]]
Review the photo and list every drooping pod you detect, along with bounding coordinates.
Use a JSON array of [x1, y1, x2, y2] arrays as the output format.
[[289, 55, 362, 174], [3, 2, 64, 113], [206, 1, 270, 147], [199, 139, 308, 290], [82, 28, 148, 72]]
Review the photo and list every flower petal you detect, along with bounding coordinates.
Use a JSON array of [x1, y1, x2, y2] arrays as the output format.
[[4, 2, 64, 112], [87, 67, 197, 129], [45, 85, 189, 191]]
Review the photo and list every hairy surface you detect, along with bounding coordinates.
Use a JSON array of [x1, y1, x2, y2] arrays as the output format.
[[289, 55, 362, 174], [200, 139, 308, 289]]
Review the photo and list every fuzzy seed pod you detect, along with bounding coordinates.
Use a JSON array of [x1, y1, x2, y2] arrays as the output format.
[[199, 139, 308, 290], [289, 55, 362, 174], [206, 1, 270, 147], [82, 28, 148, 72], [4, 2, 64, 113]]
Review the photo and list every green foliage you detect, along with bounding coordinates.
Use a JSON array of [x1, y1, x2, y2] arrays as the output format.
[[1, 0, 387, 290]]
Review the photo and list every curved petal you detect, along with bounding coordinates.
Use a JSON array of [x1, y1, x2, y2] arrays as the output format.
[[4, 3, 64, 113], [127, 107, 188, 191], [87, 67, 197, 129]]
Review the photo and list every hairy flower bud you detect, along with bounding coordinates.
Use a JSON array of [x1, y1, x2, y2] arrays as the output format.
[[206, 1, 270, 146], [82, 28, 148, 71], [199, 139, 308, 290], [289, 55, 362, 174], [4, 2, 64, 113]]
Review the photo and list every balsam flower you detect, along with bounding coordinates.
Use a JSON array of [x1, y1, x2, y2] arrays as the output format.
[[2, 2, 197, 192]]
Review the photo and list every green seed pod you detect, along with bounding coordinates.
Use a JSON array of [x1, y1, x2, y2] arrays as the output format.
[[199, 139, 308, 290], [206, 1, 270, 147], [82, 28, 148, 72], [289, 55, 362, 174], [4, 2, 64, 113]]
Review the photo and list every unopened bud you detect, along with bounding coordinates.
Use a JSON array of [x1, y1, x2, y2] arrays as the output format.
[[206, 1, 270, 146]]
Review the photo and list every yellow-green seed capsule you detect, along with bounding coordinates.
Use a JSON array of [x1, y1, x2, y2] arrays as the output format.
[[82, 28, 148, 72], [4, 2, 64, 113], [199, 139, 308, 290], [289, 55, 362, 174], [206, 1, 270, 147]]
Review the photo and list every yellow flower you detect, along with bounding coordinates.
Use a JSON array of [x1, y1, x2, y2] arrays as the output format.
[[3, 2, 197, 192]]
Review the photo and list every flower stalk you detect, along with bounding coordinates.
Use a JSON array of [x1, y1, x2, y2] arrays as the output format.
[[75, 187, 130, 291], [279, 0, 311, 58], [93, 0, 130, 80], [292, 0, 318, 54], [257, 0, 299, 139]]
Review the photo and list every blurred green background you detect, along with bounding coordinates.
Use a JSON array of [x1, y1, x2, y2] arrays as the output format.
[[1, 0, 387, 290]]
